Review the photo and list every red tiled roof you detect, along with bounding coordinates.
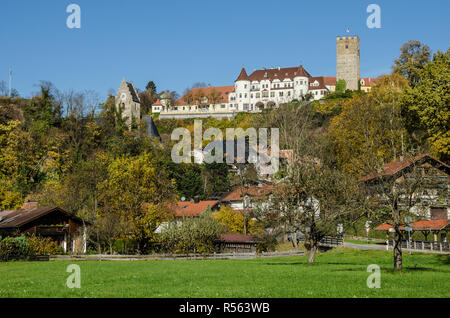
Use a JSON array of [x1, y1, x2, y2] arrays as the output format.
[[375, 223, 393, 230], [322, 77, 337, 86], [375, 219, 449, 231], [246, 65, 311, 82], [223, 184, 274, 201], [235, 67, 250, 81], [360, 77, 378, 87], [220, 233, 258, 243], [309, 77, 330, 91], [152, 99, 162, 106], [172, 200, 220, 217], [143, 200, 220, 217], [360, 154, 450, 182], [175, 86, 234, 106]]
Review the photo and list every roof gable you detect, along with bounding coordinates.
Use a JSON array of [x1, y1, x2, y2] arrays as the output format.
[[360, 154, 450, 182], [0, 207, 85, 229]]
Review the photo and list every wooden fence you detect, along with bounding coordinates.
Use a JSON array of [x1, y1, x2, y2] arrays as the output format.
[[50, 250, 305, 261], [388, 239, 449, 252], [297, 236, 344, 247]]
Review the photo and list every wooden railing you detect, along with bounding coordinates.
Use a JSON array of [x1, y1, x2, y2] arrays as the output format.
[[388, 239, 449, 252], [51, 250, 305, 261], [297, 236, 344, 247]]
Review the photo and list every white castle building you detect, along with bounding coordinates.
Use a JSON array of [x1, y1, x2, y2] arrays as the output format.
[[151, 35, 377, 119]]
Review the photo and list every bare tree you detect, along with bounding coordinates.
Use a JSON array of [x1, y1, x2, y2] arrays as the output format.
[[255, 161, 362, 263], [253, 104, 363, 262], [362, 154, 444, 270], [0, 80, 8, 96]]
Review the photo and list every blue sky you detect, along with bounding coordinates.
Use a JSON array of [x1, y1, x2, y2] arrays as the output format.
[[0, 0, 449, 99]]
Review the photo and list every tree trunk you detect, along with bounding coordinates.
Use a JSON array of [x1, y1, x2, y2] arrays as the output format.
[[393, 229, 402, 270], [308, 243, 318, 263], [292, 232, 298, 248]]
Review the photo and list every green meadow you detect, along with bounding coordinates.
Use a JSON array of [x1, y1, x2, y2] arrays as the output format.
[[0, 248, 448, 298]]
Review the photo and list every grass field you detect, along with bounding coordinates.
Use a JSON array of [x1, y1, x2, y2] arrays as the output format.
[[0, 248, 449, 298]]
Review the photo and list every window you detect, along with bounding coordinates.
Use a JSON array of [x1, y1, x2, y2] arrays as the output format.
[[288, 91, 291, 96], [251, 94, 253, 98], [244, 84, 247, 88], [244, 94, 247, 98], [279, 92, 283, 97], [270, 92, 275, 97], [239, 94, 242, 98], [256, 93, 260, 98]]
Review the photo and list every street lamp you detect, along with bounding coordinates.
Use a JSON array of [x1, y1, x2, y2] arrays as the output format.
[[365, 221, 372, 244], [243, 195, 250, 235]]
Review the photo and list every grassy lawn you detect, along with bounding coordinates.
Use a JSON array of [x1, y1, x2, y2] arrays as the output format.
[[0, 248, 448, 298]]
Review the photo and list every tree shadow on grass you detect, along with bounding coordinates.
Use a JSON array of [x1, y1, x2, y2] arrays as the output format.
[[435, 254, 450, 265], [264, 261, 364, 266]]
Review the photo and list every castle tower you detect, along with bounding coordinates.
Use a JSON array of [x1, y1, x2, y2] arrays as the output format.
[[235, 67, 250, 111], [115, 78, 141, 128], [336, 35, 360, 91]]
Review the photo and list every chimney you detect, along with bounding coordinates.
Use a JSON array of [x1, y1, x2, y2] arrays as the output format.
[[194, 196, 200, 203], [23, 200, 38, 210]]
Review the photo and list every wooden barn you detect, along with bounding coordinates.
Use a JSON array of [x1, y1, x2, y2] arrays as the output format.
[[0, 201, 88, 253]]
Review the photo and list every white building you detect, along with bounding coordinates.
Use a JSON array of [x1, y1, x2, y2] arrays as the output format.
[[154, 69, 377, 119]]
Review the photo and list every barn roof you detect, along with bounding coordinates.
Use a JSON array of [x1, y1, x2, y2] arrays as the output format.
[[360, 154, 450, 183], [0, 206, 85, 229]]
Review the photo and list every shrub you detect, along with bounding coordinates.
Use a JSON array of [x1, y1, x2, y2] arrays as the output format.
[[26, 235, 62, 256], [159, 216, 226, 254], [256, 233, 278, 253], [0, 235, 29, 261], [112, 238, 138, 255]]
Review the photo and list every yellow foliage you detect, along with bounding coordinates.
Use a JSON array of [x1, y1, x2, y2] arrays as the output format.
[[213, 205, 260, 235]]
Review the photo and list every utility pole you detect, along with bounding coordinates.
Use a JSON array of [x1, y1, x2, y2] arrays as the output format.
[[8, 68, 12, 97]]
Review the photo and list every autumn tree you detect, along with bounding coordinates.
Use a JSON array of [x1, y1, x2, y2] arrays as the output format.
[[214, 205, 259, 235], [329, 74, 410, 177], [401, 48, 450, 161], [207, 89, 223, 109], [97, 153, 176, 252], [393, 40, 431, 87]]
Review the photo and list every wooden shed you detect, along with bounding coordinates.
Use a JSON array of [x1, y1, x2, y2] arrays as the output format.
[[0, 202, 88, 253]]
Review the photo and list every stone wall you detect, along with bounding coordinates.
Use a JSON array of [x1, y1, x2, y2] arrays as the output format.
[[336, 36, 360, 90]]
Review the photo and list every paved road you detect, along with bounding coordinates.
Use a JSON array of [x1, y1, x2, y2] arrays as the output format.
[[344, 242, 387, 251], [344, 241, 449, 254]]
